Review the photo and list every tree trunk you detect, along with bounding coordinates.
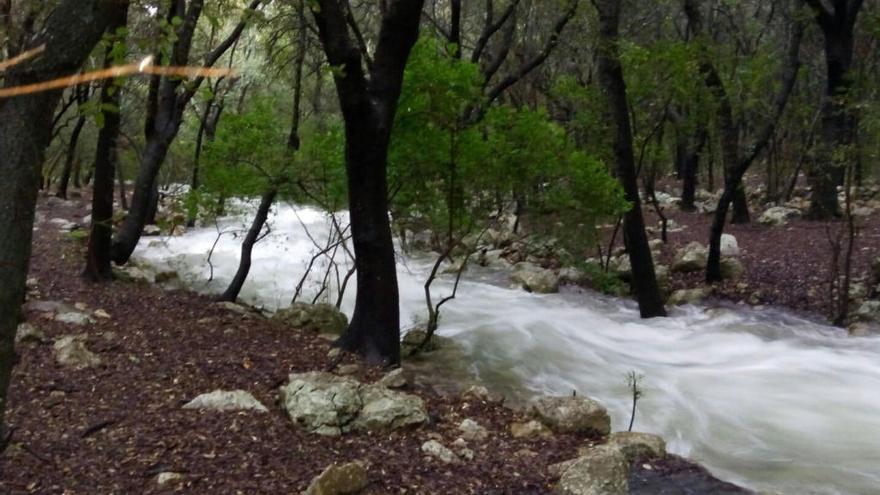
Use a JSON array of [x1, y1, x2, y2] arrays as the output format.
[[0, 0, 126, 449], [595, 0, 666, 318], [731, 184, 750, 224], [111, 0, 261, 264], [311, 0, 425, 365], [56, 115, 86, 199], [85, 26, 127, 281], [803, 0, 864, 220], [117, 159, 128, 210], [220, 188, 277, 302]]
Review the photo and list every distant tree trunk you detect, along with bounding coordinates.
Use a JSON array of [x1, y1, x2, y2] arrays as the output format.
[[117, 161, 128, 210], [0, 0, 127, 450], [679, 128, 706, 212], [802, 0, 864, 220], [594, 0, 666, 318], [85, 15, 128, 281], [220, 188, 277, 302], [287, 0, 307, 150], [56, 115, 86, 199], [311, 0, 425, 365]]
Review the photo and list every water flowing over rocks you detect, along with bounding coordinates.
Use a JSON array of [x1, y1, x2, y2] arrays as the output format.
[[278, 372, 428, 436], [303, 461, 369, 495], [511, 262, 560, 293], [528, 395, 611, 436], [182, 389, 269, 413], [273, 302, 348, 334]]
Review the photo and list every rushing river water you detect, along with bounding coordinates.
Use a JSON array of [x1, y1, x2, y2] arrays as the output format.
[[134, 203, 880, 495]]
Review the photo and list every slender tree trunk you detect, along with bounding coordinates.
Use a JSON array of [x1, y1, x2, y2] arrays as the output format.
[[56, 115, 86, 199], [117, 160, 128, 210], [0, 0, 127, 449], [220, 188, 277, 302], [85, 25, 127, 281], [595, 0, 666, 318], [680, 129, 706, 212], [287, 0, 307, 151]]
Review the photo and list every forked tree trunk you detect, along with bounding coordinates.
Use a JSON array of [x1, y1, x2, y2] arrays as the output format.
[[595, 0, 666, 318], [311, 0, 425, 365]]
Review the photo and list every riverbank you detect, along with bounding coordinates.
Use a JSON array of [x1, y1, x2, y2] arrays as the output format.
[[0, 195, 750, 494]]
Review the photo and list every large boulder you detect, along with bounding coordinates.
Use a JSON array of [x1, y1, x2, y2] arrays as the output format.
[[720, 234, 740, 257], [668, 288, 712, 306], [719, 257, 745, 281], [278, 372, 427, 436], [182, 390, 268, 413], [53, 335, 101, 369], [304, 461, 369, 495], [511, 262, 560, 294], [555, 445, 629, 495], [528, 395, 611, 436], [606, 431, 666, 462], [671, 242, 708, 273], [273, 302, 348, 335], [758, 206, 800, 226]]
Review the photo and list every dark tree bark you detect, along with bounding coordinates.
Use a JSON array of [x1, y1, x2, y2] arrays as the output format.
[[56, 114, 86, 199], [801, 0, 865, 220], [678, 125, 707, 212], [287, 0, 307, 151], [111, 0, 262, 264], [594, 0, 666, 318], [311, 0, 425, 365], [85, 8, 129, 281], [731, 185, 750, 224], [0, 0, 128, 449], [685, 0, 803, 282], [220, 188, 277, 302]]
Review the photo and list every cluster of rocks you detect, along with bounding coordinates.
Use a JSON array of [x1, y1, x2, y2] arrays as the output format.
[[18, 299, 116, 369], [845, 256, 880, 337], [278, 371, 428, 436]]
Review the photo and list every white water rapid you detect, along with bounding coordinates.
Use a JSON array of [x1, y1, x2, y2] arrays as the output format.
[[134, 203, 880, 495]]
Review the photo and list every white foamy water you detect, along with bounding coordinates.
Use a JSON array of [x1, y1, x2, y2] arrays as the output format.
[[134, 203, 880, 495]]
